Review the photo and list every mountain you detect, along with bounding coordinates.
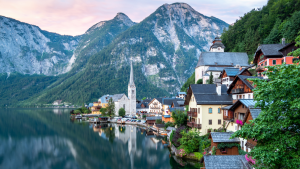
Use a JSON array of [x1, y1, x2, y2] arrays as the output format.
[[0, 15, 81, 76], [221, 0, 300, 59], [22, 3, 229, 106], [0, 3, 229, 106]]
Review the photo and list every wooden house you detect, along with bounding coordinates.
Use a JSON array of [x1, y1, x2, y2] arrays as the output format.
[[227, 75, 263, 102], [243, 108, 261, 152], [146, 116, 162, 126], [208, 132, 240, 155], [220, 67, 252, 88], [254, 39, 299, 76], [148, 98, 163, 115]]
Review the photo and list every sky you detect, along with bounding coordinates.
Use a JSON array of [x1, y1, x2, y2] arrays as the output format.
[[0, 0, 268, 36]]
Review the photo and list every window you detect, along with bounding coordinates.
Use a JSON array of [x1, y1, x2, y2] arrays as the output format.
[[282, 59, 284, 64], [265, 61, 267, 66], [132, 90, 134, 94], [242, 95, 245, 99], [273, 60, 276, 65], [239, 113, 245, 120], [123, 104, 125, 109], [198, 108, 200, 114], [242, 105, 244, 108], [209, 108, 212, 114], [209, 120, 212, 125], [218, 108, 221, 114], [235, 113, 237, 118], [218, 119, 221, 125], [248, 94, 251, 99], [225, 110, 228, 116]]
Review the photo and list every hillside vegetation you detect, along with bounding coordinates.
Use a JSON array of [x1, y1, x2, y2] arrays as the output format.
[[221, 0, 300, 62]]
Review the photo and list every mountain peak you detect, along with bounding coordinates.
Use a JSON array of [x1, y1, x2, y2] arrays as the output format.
[[163, 2, 194, 10], [114, 12, 135, 26]]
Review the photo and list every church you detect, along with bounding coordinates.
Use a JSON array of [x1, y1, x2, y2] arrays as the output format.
[[97, 61, 136, 116], [195, 36, 249, 84]]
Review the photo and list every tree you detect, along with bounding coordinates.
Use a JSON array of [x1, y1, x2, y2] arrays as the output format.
[[142, 97, 146, 100], [288, 32, 300, 57], [171, 110, 187, 127], [106, 98, 115, 116], [207, 72, 213, 84], [196, 79, 203, 84], [179, 129, 201, 154], [180, 72, 195, 92], [231, 62, 300, 168], [172, 126, 186, 147], [155, 119, 163, 124], [100, 108, 107, 115], [118, 108, 125, 117]]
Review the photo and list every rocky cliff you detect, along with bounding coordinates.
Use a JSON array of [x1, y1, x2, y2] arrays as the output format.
[[0, 15, 80, 76]]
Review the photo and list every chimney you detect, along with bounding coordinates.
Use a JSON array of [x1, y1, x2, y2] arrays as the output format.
[[216, 85, 222, 96], [282, 38, 285, 45]]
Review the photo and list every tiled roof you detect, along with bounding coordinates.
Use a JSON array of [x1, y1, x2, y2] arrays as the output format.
[[169, 107, 185, 112], [190, 84, 232, 105], [196, 52, 249, 67], [177, 92, 186, 95], [238, 75, 264, 90], [210, 132, 240, 142], [223, 67, 241, 76], [155, 124, 165, 128], [177, 101, 185, 106], [256, 44, 285, 56], [249, 108, 261, 120], [207, 67, 227, 72], [221, 105, 233, 110], [204, 155, 248, 169], [211, 42, 225, 48], [99, 94, 114, 103], [162, 98, 184, 105], [239, 99, 256, 107], [166, 127, 176, 131], [146, 116, 162, 121], [111, 94, 126, 102]]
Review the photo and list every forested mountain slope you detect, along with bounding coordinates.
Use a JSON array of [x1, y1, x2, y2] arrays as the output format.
[[221, 0, 300, 61]]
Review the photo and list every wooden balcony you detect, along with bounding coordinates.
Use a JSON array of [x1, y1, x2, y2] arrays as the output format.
[[194, 123, 201, 129], [232, 88, 244, 94], [256, 65, 265, 72], [187, 122, 194, 127], [187, 122, 201, 129], [187, 111, 197, 118]]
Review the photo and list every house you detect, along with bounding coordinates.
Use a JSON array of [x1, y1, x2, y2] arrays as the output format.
[[209, 132, 240, 155], [146, 116, 162, 126], [195, 36, 249, 84], [136, 99, 151, 114], [184, 84, 233, 135], [53, 100, 62, 105], [254, 39, 299, 76], [243, 107, 262, 152], [148, 98, 163, 115], [227, 75, 264, 102], [203, 155, 250, 169], [220, 67, 252, 88], [176, 92, 186, 100], [227, 99, 256, 151], [97, 94, 130, 115]]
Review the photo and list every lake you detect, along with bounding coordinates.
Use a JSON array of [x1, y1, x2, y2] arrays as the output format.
[[0, 108, 200, 169]]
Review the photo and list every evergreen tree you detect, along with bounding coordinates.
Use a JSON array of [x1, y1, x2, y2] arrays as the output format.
[[207, 72, 214, 84], [196, 79, 203, 84], [107, 98, 115, 116], [118, 108, 125, 117]]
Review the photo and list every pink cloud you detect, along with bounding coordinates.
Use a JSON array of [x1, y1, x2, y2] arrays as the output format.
[[0, 0, 267, 36]]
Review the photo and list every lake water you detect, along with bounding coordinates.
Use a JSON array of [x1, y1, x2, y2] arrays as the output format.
[[0, 109, 200, 169]]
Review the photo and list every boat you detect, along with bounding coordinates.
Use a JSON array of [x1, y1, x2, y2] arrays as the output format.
[[75, 115, 82, 119]]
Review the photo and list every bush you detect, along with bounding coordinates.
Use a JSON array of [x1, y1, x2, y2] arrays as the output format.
[[194, 152, 203, 160], [212, 146, 217, 155], [196, 79, 203, 84], [170, 130, 175, 144], [142, 115, 146, 119], [100, 108, 107, 114], [118, 108, 126, 117], [155, 119, 162, 124], [74, 109, 81, 114], [172, 110, 187, 127], [165, 122, 175, 129], [178, 129, 201, 154]]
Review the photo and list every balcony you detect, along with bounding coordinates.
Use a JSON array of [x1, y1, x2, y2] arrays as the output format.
[[187, 122, 194, 127], [187, 122, 201, 129], [232, 88, 244, 94], [256, 65, 265, 72], [194, 124, 201, 129], [187, 111, 197, 118]]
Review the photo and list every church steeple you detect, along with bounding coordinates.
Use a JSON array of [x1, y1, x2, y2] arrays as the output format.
[[129, 61, 135, 86]]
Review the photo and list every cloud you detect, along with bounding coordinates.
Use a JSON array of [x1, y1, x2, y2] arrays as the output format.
[[0, 0, 268, 36]]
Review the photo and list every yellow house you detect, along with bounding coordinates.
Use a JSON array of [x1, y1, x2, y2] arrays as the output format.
[[184, 84, 233, 135]]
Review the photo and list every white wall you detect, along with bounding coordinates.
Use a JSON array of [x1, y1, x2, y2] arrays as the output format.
[[210, 47, 224, 52]]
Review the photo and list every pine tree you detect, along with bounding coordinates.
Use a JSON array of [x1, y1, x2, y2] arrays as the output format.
[[208, 72, 214, 84]]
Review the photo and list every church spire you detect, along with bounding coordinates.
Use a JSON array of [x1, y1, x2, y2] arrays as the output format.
[[129, 61, 135, 86]]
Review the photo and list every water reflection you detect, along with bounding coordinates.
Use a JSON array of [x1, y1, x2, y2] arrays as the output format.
[[0, 109, 199, 169]]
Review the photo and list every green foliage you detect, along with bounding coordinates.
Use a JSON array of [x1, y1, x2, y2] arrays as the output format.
[[289, 33, 300, 57], [198, 134, 211, 154], [171, 110, 187, 127], [155, 119, 162, 124], [170, 130, 175, 145], [142, 115, 146, 119], [211, 146, 217, 155], [142, 97, 146, 100], [179, 129, 201, 154], [74, 109, 81, 114], [239, 149, 248, 155], [221, 0, 300, 62], [100, 108, 107, 114], [180, 72, 195, 92], [164, 122, 175, 129], [106, 98, 115, 116], [231, 62, 300, 168], [217, 142, 240, 150], [207, 72, 213, 84], [196, 79, 203, 84], [118, 108, 126, 117], [194, 152, 203, 160]]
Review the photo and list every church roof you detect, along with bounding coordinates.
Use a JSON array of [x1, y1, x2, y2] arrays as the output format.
[[111, 94, 127, 102], [196, 52, 249, 68], [210, 41, 225, 49], [128, 61, 135, 86]]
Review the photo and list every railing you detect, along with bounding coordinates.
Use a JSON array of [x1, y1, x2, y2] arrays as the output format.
[[187, 122, 194, 127], [256, 65, 265, 72], [223, 116, 234, 121], [222, 78, 228, 82], [187, 111, 197, 117], [232, 88, 244, 94], [194, 124, 201, 129]]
